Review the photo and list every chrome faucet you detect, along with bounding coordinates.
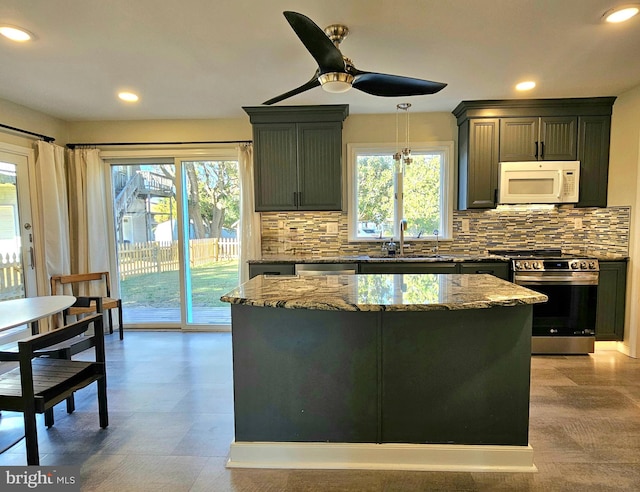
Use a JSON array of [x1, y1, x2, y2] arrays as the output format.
[[433, 229, 439, 256], [400, 219, 408, 256]]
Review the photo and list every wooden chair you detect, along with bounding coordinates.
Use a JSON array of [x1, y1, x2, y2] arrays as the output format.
[[0, 314, 108, 465], [50, 272, 124, 340]]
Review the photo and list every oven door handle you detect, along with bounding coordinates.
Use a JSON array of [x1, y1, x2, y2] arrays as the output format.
[[515, 276, 599, 286]]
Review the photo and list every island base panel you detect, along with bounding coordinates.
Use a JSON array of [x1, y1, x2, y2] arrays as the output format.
[[381, 307, 532, 446], [231, 305, 379, 442]]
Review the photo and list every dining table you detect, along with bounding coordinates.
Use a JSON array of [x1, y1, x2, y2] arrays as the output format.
[[0, 295, 76, 336]]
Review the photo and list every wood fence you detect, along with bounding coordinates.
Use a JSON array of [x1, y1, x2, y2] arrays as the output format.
[[118, 238, 239, 279], [0, 252, 24, 300], [0, 238, 239, 290]]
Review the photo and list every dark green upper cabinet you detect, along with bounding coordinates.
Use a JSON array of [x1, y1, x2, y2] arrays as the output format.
[[500, 116, 577, 161], [453, 98, 616, 210], [577, 115, 611, 208], [243, 105, 349, 212], [458, 118, 500, 209]]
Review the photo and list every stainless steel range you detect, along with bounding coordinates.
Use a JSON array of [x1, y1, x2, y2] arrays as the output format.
[[489, 249, 599, 354]]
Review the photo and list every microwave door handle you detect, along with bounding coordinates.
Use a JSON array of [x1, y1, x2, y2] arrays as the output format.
[[557, 170, 563, 200]]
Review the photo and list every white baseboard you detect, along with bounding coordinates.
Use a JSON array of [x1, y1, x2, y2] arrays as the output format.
[[227, 441, 537, 473]]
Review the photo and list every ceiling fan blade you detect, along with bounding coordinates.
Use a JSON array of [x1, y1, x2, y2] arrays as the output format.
[[262, 75, 321, 105], [283, 11, 345, 73], [352, 71, 447, 97]]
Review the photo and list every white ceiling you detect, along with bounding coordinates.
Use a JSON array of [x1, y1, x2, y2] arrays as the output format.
[[0, 0, 639, 121]]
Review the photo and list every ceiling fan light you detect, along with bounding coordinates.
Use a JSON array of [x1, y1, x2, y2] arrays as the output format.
[[318, 72, 354, 93]]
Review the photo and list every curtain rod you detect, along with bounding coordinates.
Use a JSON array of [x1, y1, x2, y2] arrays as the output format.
[[0, 123, 55, 143], [66, 139, 252, 149]]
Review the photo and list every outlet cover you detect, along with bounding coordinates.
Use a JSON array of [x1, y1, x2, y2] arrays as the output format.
[[326, 223, 339, 234]]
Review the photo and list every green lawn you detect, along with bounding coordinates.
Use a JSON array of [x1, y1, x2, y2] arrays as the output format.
[[120, 260, 239, 308]]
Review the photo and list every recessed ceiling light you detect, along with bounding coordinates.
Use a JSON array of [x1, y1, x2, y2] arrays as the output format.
[[516, 81, 536, 91], [118, 91, 139, 103], [603, 5, 639, 23], [0, 25, 33, 42]]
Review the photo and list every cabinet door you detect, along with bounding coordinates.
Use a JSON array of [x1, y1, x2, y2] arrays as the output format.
[[249, 264, 295, 279], [540, 116, 577, 160], [253, 124, 298, 211], [458, 262, 510, 280], [297, 122, 342, 211], [500, 118, 539, 161], [576, 115, 611, 207], [359, 262, 457, 274], [459, 119, 500, 209], [595, 261, 627, 341]]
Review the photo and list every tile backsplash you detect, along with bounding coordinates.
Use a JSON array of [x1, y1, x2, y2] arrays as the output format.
[[260, 206, 630, 258]]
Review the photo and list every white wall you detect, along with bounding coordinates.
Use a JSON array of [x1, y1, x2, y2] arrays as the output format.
[[0, 97, 68, 146], [609, 83, 640, 357]]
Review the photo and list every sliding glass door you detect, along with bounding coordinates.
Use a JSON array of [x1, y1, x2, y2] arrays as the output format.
[[109, 153, 239, 329]]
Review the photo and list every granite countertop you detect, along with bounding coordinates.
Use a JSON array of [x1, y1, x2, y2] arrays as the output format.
[[220, 273, 548, 312], [248, 252, 629, 264], [248, 254, 508, 264]]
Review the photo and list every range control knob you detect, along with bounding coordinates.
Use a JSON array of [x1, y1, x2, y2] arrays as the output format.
[[569, 261, 578, 269], [580, 261, 587, 270], [523, 261, 530, 270], [589, 261, 597, 270], [533, 261, 542, 269]]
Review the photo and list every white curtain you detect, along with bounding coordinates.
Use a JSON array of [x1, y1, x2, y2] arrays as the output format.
[[238, 144, 261, 283], [34, 141, 71, 330], [67, 148, 110, 295], [34, 141, 71, 286]]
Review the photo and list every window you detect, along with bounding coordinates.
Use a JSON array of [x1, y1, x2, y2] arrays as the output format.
[[348, 142, 454, 241]]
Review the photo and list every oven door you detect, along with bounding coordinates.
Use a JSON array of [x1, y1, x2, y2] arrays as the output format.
[[514, 272, 598, 354]]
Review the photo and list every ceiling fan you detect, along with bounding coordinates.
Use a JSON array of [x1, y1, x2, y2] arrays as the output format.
[[263, 11, 447, 105]]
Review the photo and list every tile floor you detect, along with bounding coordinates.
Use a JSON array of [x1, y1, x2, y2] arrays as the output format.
[[1, 332, 639, 491]]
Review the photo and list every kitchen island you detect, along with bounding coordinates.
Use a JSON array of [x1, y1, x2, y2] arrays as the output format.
[[221, 273, 547, 472]]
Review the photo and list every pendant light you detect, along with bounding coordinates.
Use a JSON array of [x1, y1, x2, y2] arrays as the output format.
[[394, 103, 412, 174]]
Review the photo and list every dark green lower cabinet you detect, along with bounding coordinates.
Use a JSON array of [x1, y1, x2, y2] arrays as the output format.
[[596, 261, 627, 341], [360, 261, 509, 278], [359, 262, 457, 274]]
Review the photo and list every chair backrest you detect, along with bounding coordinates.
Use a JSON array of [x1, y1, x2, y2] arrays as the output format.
[[17, 313, 104, 358], [51, 272, 112, 298]]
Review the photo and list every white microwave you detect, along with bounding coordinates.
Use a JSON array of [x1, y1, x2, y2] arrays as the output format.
[[498, 161, 580, 204]]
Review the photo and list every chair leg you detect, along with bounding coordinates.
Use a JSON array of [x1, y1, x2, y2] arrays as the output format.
[[97, 377, 108, 429], [118, 301, 124, 340], [23, 408, 40, 466], [107, 310, 114, 335], [44, 407, 54, 428]]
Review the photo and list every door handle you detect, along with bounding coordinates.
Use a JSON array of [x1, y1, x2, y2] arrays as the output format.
[[540, 141, 545, 159], [534, 141, 539, 159], [29, 246, 35, 269], [293, 192, 297, 207]]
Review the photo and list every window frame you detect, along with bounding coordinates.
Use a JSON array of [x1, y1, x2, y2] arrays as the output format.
[[347, 141, 455, 242]]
